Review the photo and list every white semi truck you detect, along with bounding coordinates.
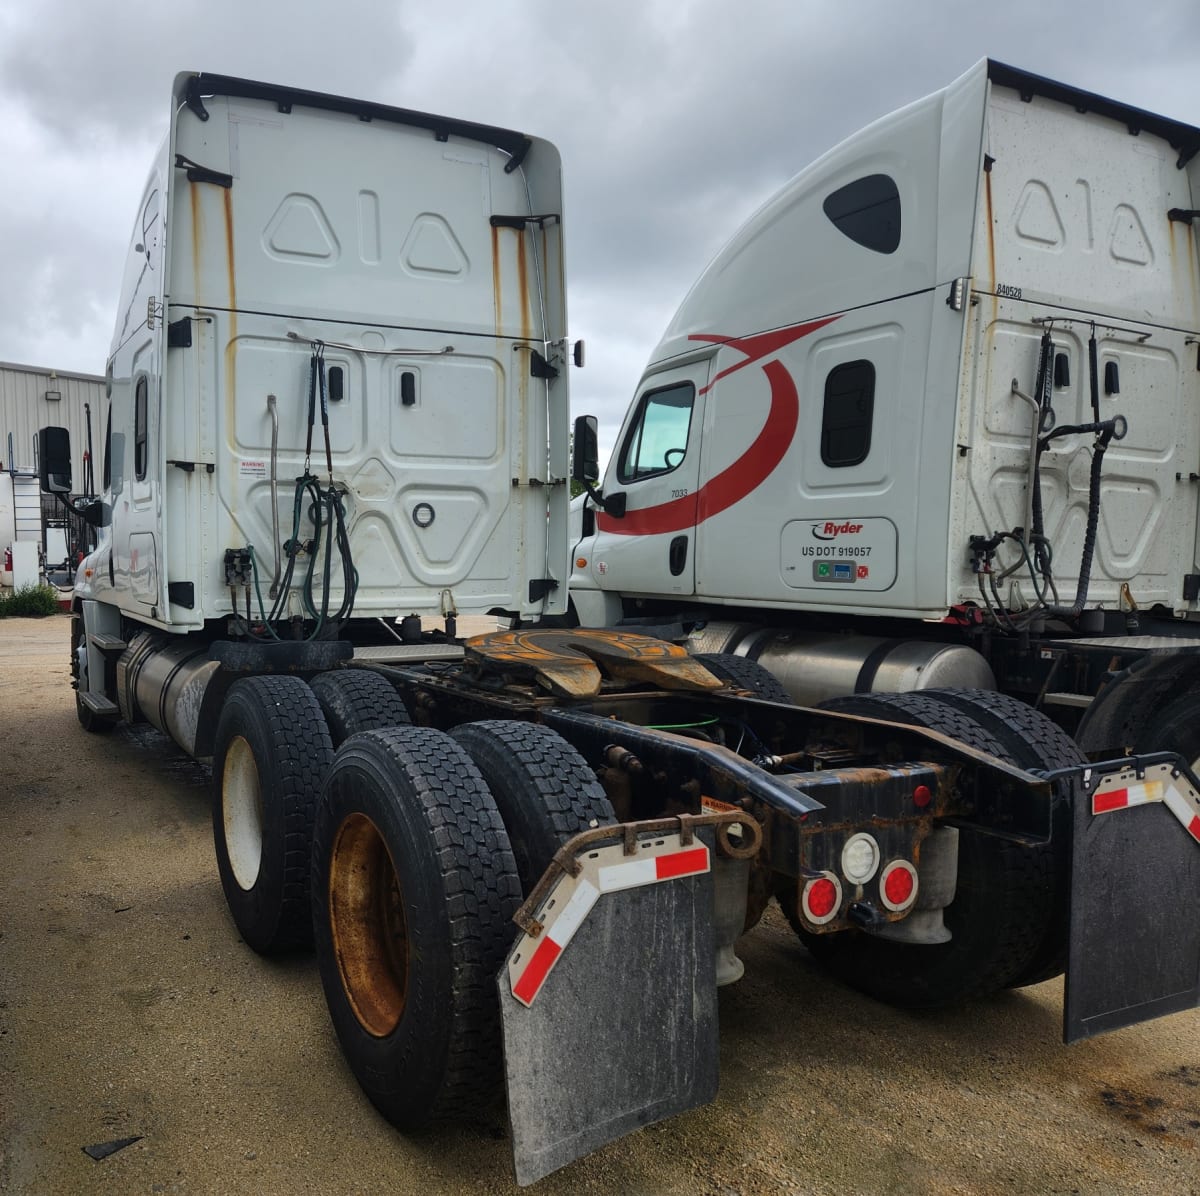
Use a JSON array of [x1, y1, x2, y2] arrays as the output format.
[[39, 69, 1200, 1184], [568, 59, 1200, 773]]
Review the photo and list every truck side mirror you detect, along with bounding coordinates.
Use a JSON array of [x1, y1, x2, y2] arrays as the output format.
[[37, 426, 73, 494], [572, 415, 600, 484]]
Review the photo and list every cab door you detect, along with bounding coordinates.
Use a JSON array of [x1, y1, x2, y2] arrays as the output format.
[[588, 359, 710, 598], [112, 178, 166, 614]]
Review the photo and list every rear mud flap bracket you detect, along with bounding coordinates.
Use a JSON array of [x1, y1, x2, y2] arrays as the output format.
[[1065, 758, 1200, 1042], [499, 829, 719, 1185]]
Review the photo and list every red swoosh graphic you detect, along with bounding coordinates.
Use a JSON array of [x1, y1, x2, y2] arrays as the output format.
[[596, 316, 839, 537], [692, 315, 840, 394]]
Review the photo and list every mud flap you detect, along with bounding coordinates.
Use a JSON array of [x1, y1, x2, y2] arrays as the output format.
[[498, 830, 719, 1186], [1065, 760, 1200, 1043]]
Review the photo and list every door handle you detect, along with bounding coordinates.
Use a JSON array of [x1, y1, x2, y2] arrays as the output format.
[[669, 535, 688, 577]]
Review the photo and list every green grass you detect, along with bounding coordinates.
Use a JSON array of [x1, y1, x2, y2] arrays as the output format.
[[0, 583, 64, 617]]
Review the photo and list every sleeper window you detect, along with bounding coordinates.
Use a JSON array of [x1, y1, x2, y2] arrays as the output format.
[[823, 174, 901, 254], [821, 360, 875, 467]]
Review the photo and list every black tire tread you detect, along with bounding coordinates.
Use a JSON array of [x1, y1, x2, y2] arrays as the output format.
[[1135, 690, 1200, 769], [309, 668, 412, 747], [922, 688, 1084, 772], [451, 721, 616, 895], [314, 727, 522, 1125], [915, 688, 1084, 988], [213, 675, 333, 952], [822, 691, 1008, 756], [694, 652, 793, 704]]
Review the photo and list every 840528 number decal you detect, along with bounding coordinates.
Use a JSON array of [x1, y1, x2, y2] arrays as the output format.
[[996, 283, 1022, 300]]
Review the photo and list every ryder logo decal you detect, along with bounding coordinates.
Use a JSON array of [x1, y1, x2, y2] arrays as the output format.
[[812, 521, 864, 541]]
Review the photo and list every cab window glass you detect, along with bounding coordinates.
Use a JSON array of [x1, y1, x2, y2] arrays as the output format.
[[823, 174, 900, 254], [821, 360, 875, 467], [617, 382, 695, 483], [134, 377, 148, 481], [102, 409, 112, 490]]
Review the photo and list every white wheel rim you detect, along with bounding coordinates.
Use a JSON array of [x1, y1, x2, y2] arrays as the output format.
[[223, 735, 264, 891]]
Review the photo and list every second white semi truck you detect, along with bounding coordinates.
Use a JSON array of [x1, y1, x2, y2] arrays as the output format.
[[568, 59, 1200, 774]]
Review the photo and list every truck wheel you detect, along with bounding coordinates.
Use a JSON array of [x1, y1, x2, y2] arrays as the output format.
[[310, 669, 412, 747], [1136, 690, 1200, 772], [212, 675, 333, 954], [311, 727, 522, 1128], [787, 691, 1054, 1007], [451, 721, 616, 894], [71, 614, 116, 733], [694, 652, 793, 704], [916, 689, 1084, 988]]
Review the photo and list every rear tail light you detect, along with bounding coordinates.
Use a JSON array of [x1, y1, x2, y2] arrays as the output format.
[[801, 873, 843, 925], [879, 860, 918, 912]]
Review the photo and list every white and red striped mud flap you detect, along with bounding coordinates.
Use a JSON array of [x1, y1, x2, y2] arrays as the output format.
[[1090, 764, 1200, 845], [507, 834, 710, 1008]]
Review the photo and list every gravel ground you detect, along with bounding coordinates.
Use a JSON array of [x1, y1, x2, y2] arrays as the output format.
[[1, 614, 1198, 1195]]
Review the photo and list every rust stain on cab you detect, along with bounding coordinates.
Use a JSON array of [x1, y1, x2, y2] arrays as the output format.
[[516, 229, 532, 342], [189, 181, 202, 301], [222, 189, 238, 421], [983, 167, 997, 292], [491, 224, 503, 335], [1166, 217, 1200, 325]]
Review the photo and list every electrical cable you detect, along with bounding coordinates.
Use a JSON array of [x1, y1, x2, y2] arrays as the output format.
[[233, 346, 359, 643]]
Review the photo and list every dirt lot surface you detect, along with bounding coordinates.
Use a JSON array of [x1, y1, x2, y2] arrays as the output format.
[[2, 613, 1199, 1195]]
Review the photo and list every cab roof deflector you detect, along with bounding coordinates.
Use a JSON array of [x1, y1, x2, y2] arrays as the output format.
[[987, 60, 1200, 169], [182, 72, 534, 172]]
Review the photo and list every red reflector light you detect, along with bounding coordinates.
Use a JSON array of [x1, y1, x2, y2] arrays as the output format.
[[879, 860, 918, 912], [808, 878, 837, 918], [801, 873, 842, 925], [884, 867, 914, 906], [913, 784, 932, 808]]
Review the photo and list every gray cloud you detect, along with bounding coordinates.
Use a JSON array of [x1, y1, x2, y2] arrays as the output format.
[[1, 0, 1197, 465]]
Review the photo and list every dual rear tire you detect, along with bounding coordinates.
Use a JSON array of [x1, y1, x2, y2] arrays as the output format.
[[213, 672, 612, 1127], [312, 720, 614, 1127], [211, 675, 334, 953], [211, 668, 411, 952]]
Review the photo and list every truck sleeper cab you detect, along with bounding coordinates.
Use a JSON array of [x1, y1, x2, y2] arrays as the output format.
[[569, 59, 1200, 769]]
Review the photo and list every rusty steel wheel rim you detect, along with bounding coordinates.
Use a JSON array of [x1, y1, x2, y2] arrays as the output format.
[[328, 812, 410, 1038]]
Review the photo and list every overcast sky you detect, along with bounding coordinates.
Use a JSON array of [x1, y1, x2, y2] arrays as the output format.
[[1, 0, 1196, 459]]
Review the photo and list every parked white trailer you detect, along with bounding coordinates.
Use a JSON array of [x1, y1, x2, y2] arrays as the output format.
[[38, 67, 1200, 1185], [568, 59, 1200, 768]]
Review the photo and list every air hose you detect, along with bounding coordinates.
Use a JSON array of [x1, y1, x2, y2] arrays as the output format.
[[236, 345, 358, 641], [1026, 323, 1126, 620]]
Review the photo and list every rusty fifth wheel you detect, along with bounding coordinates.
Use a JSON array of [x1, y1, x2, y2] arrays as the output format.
[[212, 675, 333, 953], [311, 726, 522, 1127]]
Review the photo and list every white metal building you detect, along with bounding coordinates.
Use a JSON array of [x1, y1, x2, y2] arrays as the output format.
[[1, 360, 106, 487], [1, 361, 107, 579]]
